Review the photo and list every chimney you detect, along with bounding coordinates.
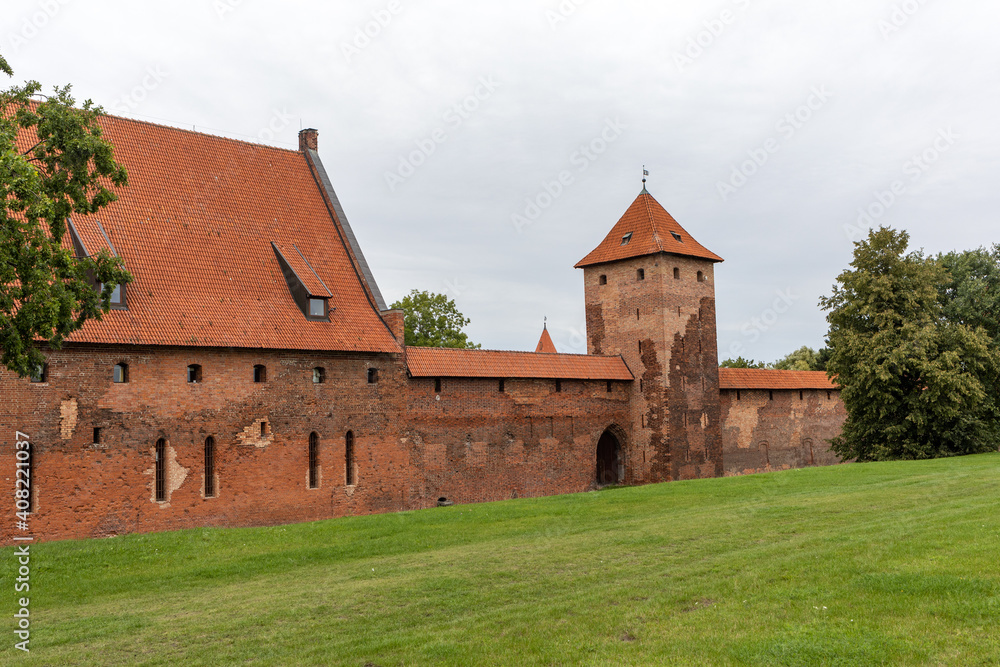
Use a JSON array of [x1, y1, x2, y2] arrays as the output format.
[[298, 128, 318, 152], [381, 308, 406, 343]]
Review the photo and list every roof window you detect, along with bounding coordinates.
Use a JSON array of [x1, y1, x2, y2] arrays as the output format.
[[671, 232, 682, 242], [308, 297, 327, 319], [620, 232, 633, 246]]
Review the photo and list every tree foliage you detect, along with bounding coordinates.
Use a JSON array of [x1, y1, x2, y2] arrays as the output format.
[[719, 356, 768, 369], [1, 57, 131, 377], [938, 245, 1000, 349], [819, 227, 1000, 461], [389, 289, 481, 349], [772, 345, 831, 371]]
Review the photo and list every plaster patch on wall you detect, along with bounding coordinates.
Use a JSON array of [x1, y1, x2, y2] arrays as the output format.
[[238, 418, 273, 448], [60, 398, 78, 439], [145, 443, 189, 505], [729, 403, 760, 449]]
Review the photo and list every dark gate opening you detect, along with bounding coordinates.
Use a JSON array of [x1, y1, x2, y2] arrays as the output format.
[[596, 429, 622, 485]]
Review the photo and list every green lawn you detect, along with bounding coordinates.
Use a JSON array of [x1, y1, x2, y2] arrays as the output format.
[[4, 454, 999, 666]]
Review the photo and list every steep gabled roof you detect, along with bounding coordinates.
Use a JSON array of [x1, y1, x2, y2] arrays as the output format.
[[34, 115, 399, 353], [718, 368, 837, 390], [575, 190, 723, 268], [406, 347, 633, 381], [535, 325, 557, 353]]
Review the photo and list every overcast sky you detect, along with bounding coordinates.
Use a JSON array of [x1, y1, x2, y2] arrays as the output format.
[[6, 0, 998, 362]]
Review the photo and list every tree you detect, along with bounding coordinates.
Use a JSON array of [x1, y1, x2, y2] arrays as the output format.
[[939, 245, 1000, 349], [1, 55, 131, 377], [719, 357, 768, 369], [771, 345, 831, 371], [819, 227, 1000, 461], [389, 289, 481, 349]]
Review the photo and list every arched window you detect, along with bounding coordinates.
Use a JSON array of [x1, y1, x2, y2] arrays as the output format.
[[345, 431, 355, 485], [313, 367, 325, 384], [204, 437, 216, 498], [637, 268, 645, 281], [114, 363, 129, 384], [697, 270, 705, 282], [187, 364, 202, 383], [155, 438, 166, 501], [253, 365, 266, 383], [673, 267, 680, 280], [308, 432, 320, 489]]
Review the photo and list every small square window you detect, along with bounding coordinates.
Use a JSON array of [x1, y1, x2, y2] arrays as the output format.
[[309, 297, 327, 318], [599, 275, 607, 285], [113, 363, 129, 384], [313, 367, 325, 384], [30, 363, 47, 383], [620, 232, 633, 246], [367, 368, 378, 384]]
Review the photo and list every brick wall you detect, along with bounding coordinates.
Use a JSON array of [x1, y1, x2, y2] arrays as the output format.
[[719, 388, 847, 475], [404, 376, 630, 504], [0, 344, 412, 543]]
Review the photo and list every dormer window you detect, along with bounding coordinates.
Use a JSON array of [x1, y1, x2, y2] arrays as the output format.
[[309, 297, 327, 319], [99, 283, 127, 309], [671, 232, 683, 243], [272, 243, 333, 321], [620, 232, 633, 246]]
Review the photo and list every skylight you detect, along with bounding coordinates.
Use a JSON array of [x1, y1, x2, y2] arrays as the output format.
[[671, 232, 683, 242], [621, 232, 633, 246]]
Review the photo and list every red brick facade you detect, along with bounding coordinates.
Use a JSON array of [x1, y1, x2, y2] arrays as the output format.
[[0, 119, 846, 544]]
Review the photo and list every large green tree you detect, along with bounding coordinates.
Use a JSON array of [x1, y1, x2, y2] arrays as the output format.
[[1, 56, 131, 377], [819, 227, 1000, 461], [938, 245, 1000, 348], [389, 289, 481, 349]]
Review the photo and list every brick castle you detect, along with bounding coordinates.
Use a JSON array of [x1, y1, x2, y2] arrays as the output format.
[[1, 119, 846, 543]]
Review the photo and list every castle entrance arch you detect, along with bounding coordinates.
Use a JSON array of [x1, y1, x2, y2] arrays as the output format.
[[596, 429, 622, 485]]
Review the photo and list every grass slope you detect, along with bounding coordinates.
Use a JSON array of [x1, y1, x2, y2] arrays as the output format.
[[3, 454, 999, 666]]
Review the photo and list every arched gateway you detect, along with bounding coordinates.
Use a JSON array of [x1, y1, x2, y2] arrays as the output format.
[[595, 428, 623, 485]]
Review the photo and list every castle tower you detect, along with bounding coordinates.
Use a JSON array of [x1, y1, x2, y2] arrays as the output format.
[[575, 188, 724, 482]]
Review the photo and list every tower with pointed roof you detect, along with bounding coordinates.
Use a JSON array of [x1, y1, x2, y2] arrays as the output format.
[[575, 188, 724, 482]]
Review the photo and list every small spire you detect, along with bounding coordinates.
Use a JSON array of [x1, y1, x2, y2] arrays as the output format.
[[641, 166, 649, 194], [543, 315, 547, 330]]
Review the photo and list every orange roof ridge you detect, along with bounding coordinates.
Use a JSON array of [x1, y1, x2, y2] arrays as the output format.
[[535, 325, 557, 353], [575, 189, 723, 268], [406, 346, 633, 380], [98, 111, 302, 154], [718, 368, 838, 390]]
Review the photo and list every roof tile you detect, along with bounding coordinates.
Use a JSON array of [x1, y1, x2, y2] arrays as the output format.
[[407, 347, 633, 380], [718, 368, 838, 390]]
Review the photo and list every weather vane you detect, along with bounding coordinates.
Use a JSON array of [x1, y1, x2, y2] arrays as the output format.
[[642, 166, 649, 187]]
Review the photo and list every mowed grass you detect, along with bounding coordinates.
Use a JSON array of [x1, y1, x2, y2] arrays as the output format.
[[3, 455, 999, 666]]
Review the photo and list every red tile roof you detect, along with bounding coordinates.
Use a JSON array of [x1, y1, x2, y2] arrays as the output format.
[[576, 190, 723, 268], [718, 368, 838, 390], [406, 347, 633, 380], [535, 326, 557, 354], [34, 114, 400, 353]]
